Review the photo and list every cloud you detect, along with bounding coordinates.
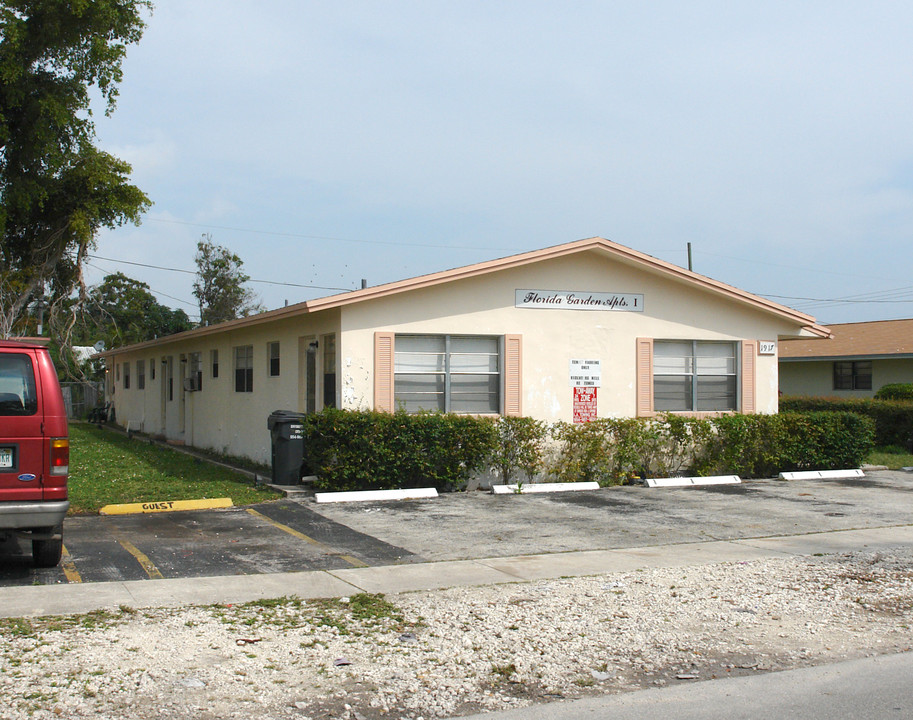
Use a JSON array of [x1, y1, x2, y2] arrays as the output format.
[[87, 1, 913, 323], [101, 132, 177, 178]]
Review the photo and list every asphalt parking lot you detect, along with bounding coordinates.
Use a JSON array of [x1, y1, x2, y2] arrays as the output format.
[[313, 468, 913, 561], [1, 469, 911, 587], [0, 501, 418, 586]]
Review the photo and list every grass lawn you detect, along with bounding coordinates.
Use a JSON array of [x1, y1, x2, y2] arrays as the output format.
[[68, 424, 282, 514], [867, 446, 913, 470]]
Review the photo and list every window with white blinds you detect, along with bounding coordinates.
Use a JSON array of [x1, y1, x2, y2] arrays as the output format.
[[394, 335, 500, 413], [653, 340, 738, 411]]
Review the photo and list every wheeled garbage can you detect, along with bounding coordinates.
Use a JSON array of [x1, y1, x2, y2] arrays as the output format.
[[267, 410, 307, 485]]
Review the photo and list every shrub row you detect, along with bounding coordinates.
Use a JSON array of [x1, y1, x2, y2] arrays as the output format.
[[547, 412, 874, 484], [874, 383, 913, 401], [779, 395, 913, 450], [300, 409, 497, 492], [299, 408, 875, 492]]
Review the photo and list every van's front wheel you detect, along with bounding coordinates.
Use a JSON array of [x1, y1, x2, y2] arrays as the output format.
[[32, 527, 63, 568]]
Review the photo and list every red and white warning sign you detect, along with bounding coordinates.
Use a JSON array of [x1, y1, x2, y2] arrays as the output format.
[[573, 386, 597, 423]]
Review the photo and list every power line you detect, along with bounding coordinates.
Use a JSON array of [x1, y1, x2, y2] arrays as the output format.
[[84, 261, 200, 314], [697, 248, 892, 282], [147, 217, 524, 253], [87, 254, 353, 292], [763, 294, 913, 305]]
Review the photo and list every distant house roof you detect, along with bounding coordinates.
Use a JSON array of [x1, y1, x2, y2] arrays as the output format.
[[72, 346, 97, 364], [99, 236, 830, 357], [779, 318, 913, 361]]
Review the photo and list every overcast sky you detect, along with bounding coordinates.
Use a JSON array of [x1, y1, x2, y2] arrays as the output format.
[[88, 1, 913, 327]]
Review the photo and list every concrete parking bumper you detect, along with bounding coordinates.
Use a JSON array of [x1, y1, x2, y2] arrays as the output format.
[[2, 524, 912, 619]]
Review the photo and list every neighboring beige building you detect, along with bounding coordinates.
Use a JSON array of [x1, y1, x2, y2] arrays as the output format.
[[100, 238, 829, 464], [779, 318, 913, 398]]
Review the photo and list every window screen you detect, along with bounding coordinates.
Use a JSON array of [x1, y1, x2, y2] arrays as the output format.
[[394, 335, 500, 413], [653, 341, 737, 412]]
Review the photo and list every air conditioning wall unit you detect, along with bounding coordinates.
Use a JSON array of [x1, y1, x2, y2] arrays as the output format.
[[183, 377, 199, 392]]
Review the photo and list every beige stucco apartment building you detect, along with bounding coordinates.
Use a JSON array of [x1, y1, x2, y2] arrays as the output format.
[[100, 238, 829, 464]]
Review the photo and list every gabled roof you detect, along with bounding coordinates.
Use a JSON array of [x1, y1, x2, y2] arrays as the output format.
[[779, 318, 913, 360], [100, 237, 829, 356]]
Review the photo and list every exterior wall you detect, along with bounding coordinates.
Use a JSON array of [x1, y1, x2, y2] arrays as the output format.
[[340, 253, 797, 422], [106, 309, 341, 464], [104, 249, 818, 463], [779, 357, 913, 399]]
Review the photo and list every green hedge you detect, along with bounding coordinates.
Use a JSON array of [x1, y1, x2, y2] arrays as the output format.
[[548, 416, 716, 485], [300, 408, 497, 492], [780, 395, 913, 450], [547, 412, 873, 484], [874, 383, 913, 401], [705, 411, 875, 478], [299, 408, 875, 491]]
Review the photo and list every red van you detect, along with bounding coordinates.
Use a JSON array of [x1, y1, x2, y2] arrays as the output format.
[[0, 340, 69, 567]]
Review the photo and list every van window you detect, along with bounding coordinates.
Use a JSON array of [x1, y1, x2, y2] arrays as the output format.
[[0, 354, 38, 416]]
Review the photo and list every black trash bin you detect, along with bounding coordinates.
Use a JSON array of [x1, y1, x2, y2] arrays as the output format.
[[267, 410, 307, 485]]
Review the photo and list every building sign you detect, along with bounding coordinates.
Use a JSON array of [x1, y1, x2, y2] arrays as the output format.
[[516, 289, 644, 312], [573, 387, 597, 423], [569, 359, 601, 387], [759, 341, 777, 356]]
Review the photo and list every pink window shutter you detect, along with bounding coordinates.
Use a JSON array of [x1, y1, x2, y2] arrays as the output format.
[[741, 340, 757, 414], [636, 338, 654, 417], [374, 332, 395, 412], [503, 334, 522, 416]]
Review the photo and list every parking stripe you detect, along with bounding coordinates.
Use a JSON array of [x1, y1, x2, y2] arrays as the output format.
[[245, 508, 368, 568], [60, 545, 82, 584], [111, 534, 164, 580]]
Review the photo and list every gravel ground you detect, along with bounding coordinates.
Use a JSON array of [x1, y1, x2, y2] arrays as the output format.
[[3, 548, 912, 720]]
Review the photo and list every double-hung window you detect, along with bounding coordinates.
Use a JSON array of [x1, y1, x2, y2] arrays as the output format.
[[234, 345, 253, 393], [833, 361, 871, 390], [653, 340, 738, 412], [268, 341, 280, 377], [189, 352, 203, 391], [137, 360, 145, 390], [394, 335, 500, 413]]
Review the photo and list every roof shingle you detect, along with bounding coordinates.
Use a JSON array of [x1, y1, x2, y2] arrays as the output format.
[[779, 318, 913, 359]]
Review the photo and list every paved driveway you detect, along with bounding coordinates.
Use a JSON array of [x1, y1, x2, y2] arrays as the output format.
[[309, 469, 913, 561], [1, 469, 910, 586], [0, 501, 418, 587]]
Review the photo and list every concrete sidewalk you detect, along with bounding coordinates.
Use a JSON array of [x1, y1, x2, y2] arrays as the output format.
[[456, 651, 913, 720], [2, 524, 911, 619]]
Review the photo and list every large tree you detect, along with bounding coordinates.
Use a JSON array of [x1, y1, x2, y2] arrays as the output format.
[[74, 271, 192, 347], [0, 1, 152, 339], [192, 235, 261, 326], [55, 271, 191, 378]]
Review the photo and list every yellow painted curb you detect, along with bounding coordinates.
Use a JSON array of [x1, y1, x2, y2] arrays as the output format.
[[99, 498, 234, 515]]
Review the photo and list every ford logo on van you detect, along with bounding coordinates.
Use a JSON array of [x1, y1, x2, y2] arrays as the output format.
[[18, 473, 36, 482]]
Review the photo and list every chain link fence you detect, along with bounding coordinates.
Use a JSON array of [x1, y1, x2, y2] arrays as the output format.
[[60, 381, 105, 420]]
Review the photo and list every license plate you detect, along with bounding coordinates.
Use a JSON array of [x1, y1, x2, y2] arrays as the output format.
[[0, 448, 12, 469]]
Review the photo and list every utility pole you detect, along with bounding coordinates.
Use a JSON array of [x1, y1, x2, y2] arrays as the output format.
[[35, 285, 45, 336]]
